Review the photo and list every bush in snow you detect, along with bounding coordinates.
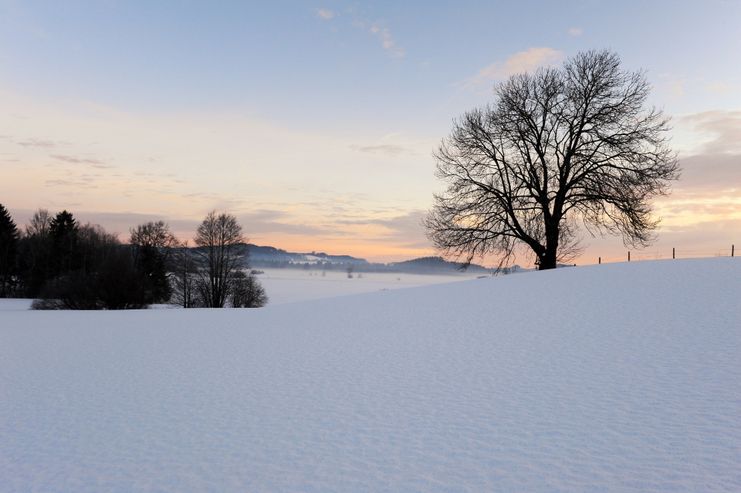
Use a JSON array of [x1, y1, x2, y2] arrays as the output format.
[[230, 270, 268, 308]]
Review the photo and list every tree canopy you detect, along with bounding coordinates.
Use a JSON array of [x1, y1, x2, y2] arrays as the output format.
[[426, 50, 679, 270]]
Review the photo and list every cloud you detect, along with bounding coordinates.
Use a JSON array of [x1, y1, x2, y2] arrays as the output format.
[[567, 27, 583, 37], [45, 178, 96, 188], [463, 47, 564, 90], [349, 143, 408, 156], [348, 133, 432, 158], [337, 210, 431, 249], [369, 23, 405, 58], [51, 154, 112, 169], [676, 153, 741, 191], [570, 118, 741, 261], [681, 110, 741, 154], [316, 8, 335, 20], [85, 213, 199, 239], [638, 109, 741, 238], [16, 138, 58, 149], [318, 11, 404, 58], [238, 209, 335, 237], [655, 189, 741, 229]]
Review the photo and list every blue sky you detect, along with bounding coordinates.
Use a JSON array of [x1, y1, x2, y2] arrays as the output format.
[[3, 1, 739, 117], [1, 0, 740, 262]]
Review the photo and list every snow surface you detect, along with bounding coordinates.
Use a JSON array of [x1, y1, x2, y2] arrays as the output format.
[[0, 299, 32, 311], [0, 258, 739, 492], [0, 270, 483, 310], [256, 268, 483, 305]]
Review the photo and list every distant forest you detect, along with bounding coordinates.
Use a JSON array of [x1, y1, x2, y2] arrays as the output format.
[[0, 205, 266, 309]]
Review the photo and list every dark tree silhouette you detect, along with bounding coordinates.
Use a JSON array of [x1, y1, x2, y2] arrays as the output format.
[[230, 270, 268, 308], [426, 50, 679, 270], [32, 224, 147, 310], [170, 241, 198, 308], [49, 210, 79, 275], [130, 221, 178, 303], [0, 204, 19, 297], [26, 209, 52, 237], [194, 211, 245, 308], [16, 209, 53, 297]]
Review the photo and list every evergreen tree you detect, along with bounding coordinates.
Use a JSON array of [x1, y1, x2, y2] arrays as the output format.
[[0, 204, 19, 297], [49, 210, 79, 275]]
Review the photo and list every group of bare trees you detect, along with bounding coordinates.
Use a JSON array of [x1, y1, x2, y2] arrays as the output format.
[[426, 50, 679, 270], [0, 206, 267, 309], [127, 211, 267, 309], [171, 211, 267, 309]]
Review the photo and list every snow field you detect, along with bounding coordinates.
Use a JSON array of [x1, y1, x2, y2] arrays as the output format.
[[255, 268, 483, 305], [0, 258, 739, 491]]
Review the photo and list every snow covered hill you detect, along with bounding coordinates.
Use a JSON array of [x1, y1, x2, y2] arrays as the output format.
[[1, 259, 739, 492]]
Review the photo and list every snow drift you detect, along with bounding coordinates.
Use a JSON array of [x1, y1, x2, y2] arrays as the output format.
[[1, 259, 739, 492]]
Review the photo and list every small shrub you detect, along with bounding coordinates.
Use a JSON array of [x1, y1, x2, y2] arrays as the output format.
[[230, 271, 268, 308]]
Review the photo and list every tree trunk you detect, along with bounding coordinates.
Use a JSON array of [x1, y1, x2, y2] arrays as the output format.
[[538, 221, 560, 270], [538, 249, 558, 270]]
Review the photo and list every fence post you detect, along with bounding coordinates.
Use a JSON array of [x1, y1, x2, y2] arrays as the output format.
[[628, 251, 631, 262], [673, 247, 675, 259], [598, 256, 601, 265]]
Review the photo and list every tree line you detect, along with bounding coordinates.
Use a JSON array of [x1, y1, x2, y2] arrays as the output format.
[[0, 204, 266, 309]]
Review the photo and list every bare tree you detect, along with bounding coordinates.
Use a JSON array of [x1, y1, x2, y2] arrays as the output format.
[[426, 50, 679, 270], [130, 221, 179, 252], [129, 221, 179, 303], [194, 211, 244, 308], [26, 209, 51, 237], [170, 241, 198, 308], [17, 209, 53, 296]]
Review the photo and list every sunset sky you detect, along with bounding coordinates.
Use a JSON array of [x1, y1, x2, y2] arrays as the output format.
[[1, 0, 740, 264]]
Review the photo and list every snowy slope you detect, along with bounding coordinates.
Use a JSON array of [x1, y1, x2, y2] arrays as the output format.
[[1, 259, 739, 492]]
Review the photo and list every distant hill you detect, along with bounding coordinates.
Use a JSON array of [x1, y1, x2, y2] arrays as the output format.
[[242, 244, 369, 268], [388, 256, 491, 274], [180, 243, 531, 274], [188, 244, 497, 274]]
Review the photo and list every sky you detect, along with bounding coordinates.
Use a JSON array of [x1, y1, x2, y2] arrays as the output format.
[[1, 0, 740, 264]]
